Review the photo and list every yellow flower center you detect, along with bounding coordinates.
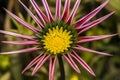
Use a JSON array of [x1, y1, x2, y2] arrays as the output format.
[[42, 26, 73, 54]]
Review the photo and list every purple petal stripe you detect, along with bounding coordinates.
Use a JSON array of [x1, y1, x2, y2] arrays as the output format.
[[73, 45, 112, 56], [77, 12, 114, 34], [55, 0, 61, 20], [71, 50, 96, 76], [4, 9, 39, 34], [63, 53, 80, 73], [0, 47, 40, 54], [74, 0, 109, 27], [42, 0, 54, 22]]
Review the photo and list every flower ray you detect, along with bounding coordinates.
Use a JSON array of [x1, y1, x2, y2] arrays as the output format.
[[55, 0, 61, 20]]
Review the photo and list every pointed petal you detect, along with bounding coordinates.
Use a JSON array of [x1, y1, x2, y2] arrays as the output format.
[[63, 53, 80, 73], [2, 41, 39, 45], [42, 0, 54, 22], [67, 0, 81, 24], [55, 0, 61, 20], [77, 12, 114, 34], [18, 0, 44, 29], [32, 54, 51, 75], [0, 47, 40, 54], [61, 0, 71, 22], [73, 45, 112, 56], [71, 50, 96, 76], [0, 30, 35, 40], [74, 0, 109, 27], [4, 9, 39, 34], [77, 34, 118, 43], [30, 0, 49, 24], [49, 56, 57, 80]]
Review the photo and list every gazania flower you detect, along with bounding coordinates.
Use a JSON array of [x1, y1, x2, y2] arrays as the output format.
[[0, 0, 117, 80]]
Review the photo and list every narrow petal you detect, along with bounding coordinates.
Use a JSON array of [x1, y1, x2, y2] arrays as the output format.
[[42, 0, 54, 22], [55, 0, 61, 20], [32, 54, 51, 75], [0, 47, 40, 54], [73, 45, 112, 56], [63, 53, 80, 73], [74, 0, 109, 27], [22, 52, 44, 73], [71, 50, 96, 76], [4, 9, 39, 34], [77, 12, 114, 34], [2, 41, 39, 45], [49, 56, 57, 80], [61, 0, 71, 22], [18, 0, 44, 29], [77, 34, 118, 43], [0, 30, 35, 40], [30, 0, 49, 24], [67, 0, 81, 24]]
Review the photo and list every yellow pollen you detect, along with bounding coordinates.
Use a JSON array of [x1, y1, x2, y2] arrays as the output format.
[[42, 26, 73, 54]]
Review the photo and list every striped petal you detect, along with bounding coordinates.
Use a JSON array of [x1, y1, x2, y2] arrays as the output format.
[[4, 9, 39, 34], [71, 50, 95, 76], [73, 45, 112, 56], [0, 30, 35, 40], [30, 0, 49, 24], [49, 56, 57, 80], [18, 0, 44, 29], [42, 0, 54, 22], [55, 0, 61, 20], [77, 34, 117, 43], [61, 0, 71, 22], [67, 0, 81, 24], [0, 47, 40, 54], [74, 0, 109, 27], [63, 53, 80, 73]]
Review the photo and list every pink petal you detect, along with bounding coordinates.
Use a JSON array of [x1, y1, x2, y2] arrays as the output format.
[[61, 0, 71, 22], [0, 47, 40, 54], [55, 0, 61, 20], [42, 0, 54, 22], [32, 54, 51, 75], [30, 0, 49, 24], [4, 8, 39, 34], [63, 53, 80, 73], [71, 50, 96, 76], [77, 34, 118, 43], [18, 0, 44, 29], [67, 0, 81, 24], [73, 45, 112, 56], [77, 12, 114, 34], [49, 56, 57, 80], [2, 41, 39, 45], [0, 30, 35, 40], [74, 0, 109, 27]]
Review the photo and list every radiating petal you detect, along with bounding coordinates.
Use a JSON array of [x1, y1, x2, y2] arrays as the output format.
[[73, 45, 112, 56], [32, 54, 51, 75], [63, 53, 80, 73], [0, 30, 35, 40], [4, 8, 39, 34], [49, 56, 57, 80], [77, 34, 117, 43], [67, 0, 81, 24], [55, 0, 61, 20], [30, 0, 49, 24], [71, 50, 95, 76], [74, 0, 109, 27], [42, 0, 54, 22], [77, 12, 114, 34], [0, 47, 40, 54], [61, 0, 71, 22], [18, 0, 44, 29]]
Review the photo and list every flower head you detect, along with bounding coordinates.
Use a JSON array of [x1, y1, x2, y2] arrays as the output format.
[[0, 0, 117, 80]]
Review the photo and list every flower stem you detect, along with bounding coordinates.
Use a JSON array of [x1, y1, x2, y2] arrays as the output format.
[[58, 55, 65, 80]]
